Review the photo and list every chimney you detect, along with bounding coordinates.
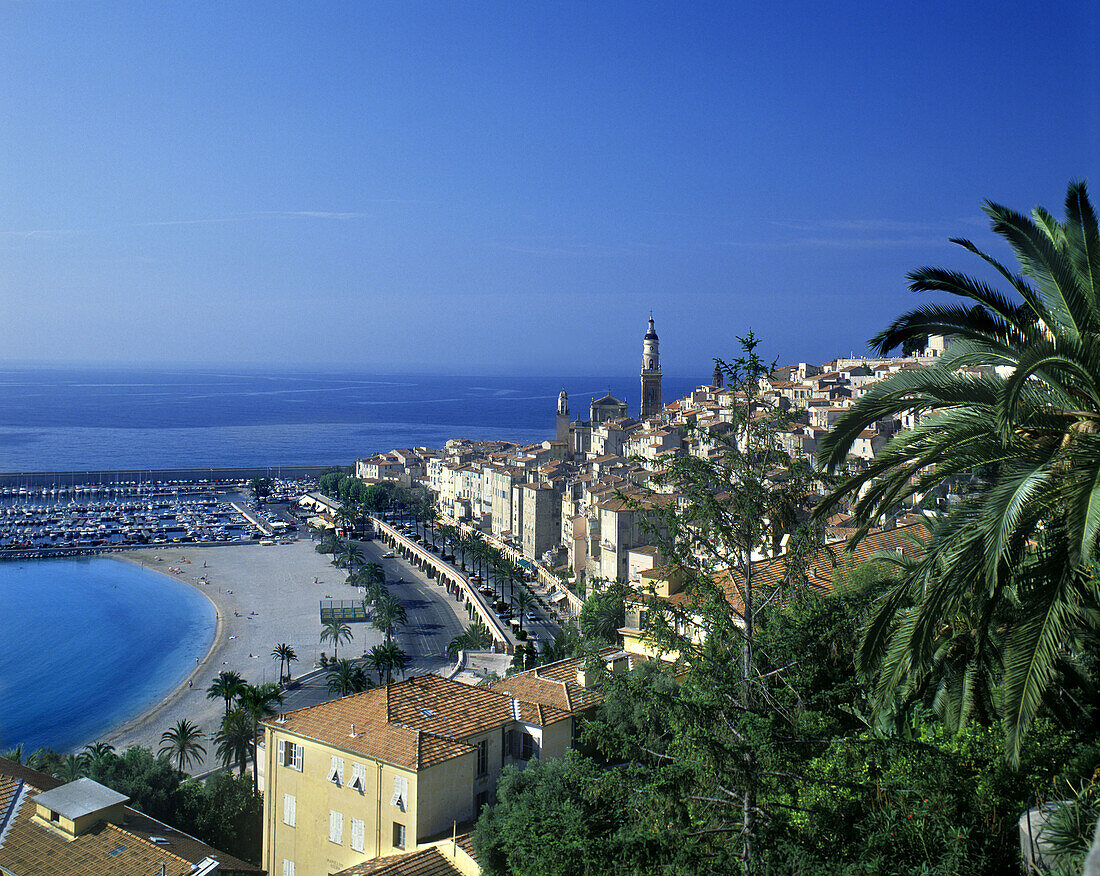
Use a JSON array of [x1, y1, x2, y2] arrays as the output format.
[[350, 724, 357, 737]]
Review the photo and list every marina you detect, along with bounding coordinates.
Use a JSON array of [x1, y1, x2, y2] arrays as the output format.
[[0, 478, 313, 558]]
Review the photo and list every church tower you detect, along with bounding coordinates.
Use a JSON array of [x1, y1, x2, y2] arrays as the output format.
[[556, 388, 570, 444], [640, 316, 662, 419], [712, 361, 724, 389]]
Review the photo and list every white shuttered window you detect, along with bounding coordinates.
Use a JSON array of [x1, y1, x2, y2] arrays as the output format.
[[390, 775, 408, 811], [283, 794, 296, 827], [282, 860, 295, 876], [351, 762, 367, 792], [350, 817, 365, 853], [329, 809, 343, 845], [329, 755, 344, 785]]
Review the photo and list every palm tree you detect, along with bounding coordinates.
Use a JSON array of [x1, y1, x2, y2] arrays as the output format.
[[326, 658, 370, 695], [336, 540, 365, 572], [334, 504, 359, 536], [26, 748, 61, 775], [1, 745, 23, 765], [54, 753, 87, 782], [366, 641, 409, 685], [370, 592, 408, 645], [316, 529, 342, 555], [320, 619, 354, 660], [818, 180, 1100, 763], [207, 670, 245, 717], [512, 589, 534, 634], [272, 643, 298, 684], [80, 741, 116, 770], [214, 707, 253, 776], [349, 561, 385, 588], [446, 622, 494, 659], [159, 719, 207, 774], [238, 682, 284, 793]]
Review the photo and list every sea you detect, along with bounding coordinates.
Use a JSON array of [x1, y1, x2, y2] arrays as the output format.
[[0, 366, 701, 754], [0, 556, 215, 754]]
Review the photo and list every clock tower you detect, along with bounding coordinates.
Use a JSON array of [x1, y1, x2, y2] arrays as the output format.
[[640, 316, 662, 419]]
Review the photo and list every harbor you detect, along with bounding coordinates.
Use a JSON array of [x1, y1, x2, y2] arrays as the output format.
[[0, 477, 315, 559]]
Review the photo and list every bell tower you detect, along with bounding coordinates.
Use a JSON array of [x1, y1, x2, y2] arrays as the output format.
[[640, 316, 662, 419], [556, 388, 570, 444]]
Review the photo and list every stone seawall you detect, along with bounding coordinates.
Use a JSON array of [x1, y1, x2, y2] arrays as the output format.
[[0, 464, 349, 488]]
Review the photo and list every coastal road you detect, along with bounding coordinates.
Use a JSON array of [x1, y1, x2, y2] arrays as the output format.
[[276, 534, 469, 713]]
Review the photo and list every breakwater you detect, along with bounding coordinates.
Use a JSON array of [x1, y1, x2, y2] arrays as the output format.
[[0, 464, 347, 489]]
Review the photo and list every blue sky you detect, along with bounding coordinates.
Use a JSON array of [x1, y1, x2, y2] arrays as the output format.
[[1, 2, 1096, 376]]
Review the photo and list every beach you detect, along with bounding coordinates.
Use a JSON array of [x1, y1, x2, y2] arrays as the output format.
[[100, 539, 381, 770]]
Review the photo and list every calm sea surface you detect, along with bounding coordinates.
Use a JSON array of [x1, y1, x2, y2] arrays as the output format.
[[0, 367, 701, 472], [0, 557, 215, 754], [0, 366, 700, 754]]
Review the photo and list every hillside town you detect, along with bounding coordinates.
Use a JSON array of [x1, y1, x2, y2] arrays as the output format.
[[349, 317, 954, 606]]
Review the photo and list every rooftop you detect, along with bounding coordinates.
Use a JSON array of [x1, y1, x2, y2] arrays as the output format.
[[32, 778, 127, 820]]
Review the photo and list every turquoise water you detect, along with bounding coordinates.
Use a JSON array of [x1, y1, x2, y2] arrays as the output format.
[[0, 557, 216, 754]]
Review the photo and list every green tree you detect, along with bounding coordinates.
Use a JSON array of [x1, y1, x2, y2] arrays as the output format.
[[578, 581, 626, 644], [206, 670, 245, 717], [159, 719, 207, 774], [81, 741, 116, 765], [348, 560, 385, 588], [326, 658, 370, 695], [26, 747, 62, 775], [446, 622, 494, 660], [366, 641, 410, 685], [175, 771, 263, 866], [316, 530, 342, 555], [636, 331, 827, 873], [370, 592, 408, 645], [817, 181, 1100, 764], [54, 753, 87, 782], [474, 754, 645, 876], [320, 618, 354, 659], [86, 746, 181, 823], [335, 540, 365, 571], [214, 708, 254, 777], [271, 642, 298, 684], [334, 504, 360, 536], [237, 682, 284, 793]]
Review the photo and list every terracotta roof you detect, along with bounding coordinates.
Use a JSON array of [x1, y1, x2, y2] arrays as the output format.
[[270, 683, 475, 770], [0, 774, 194, 876], [0, 759, 260, 873], [331, 845, 462, 876], [268, 673, 587, 769], [490, 650, 625, 715]]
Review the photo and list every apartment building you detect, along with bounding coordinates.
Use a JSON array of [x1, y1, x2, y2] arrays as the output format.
[[262, 657, 614, 876]]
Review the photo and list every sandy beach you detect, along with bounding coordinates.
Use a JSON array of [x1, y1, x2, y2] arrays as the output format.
[[100, 539, 385, 771]]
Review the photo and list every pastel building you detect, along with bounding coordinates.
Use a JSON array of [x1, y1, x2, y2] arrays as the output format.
[[262, 657, 613, 876]]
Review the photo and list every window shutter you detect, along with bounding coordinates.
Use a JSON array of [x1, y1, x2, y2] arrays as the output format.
[[282, 860, 295, 876], [277, 739, 285, 766], [351, 762, 366, 792], [329, 755, 343, 784], [390, 775, 408, 811], [350, 817, 365, 853], [329, 809, 343, 844], [283, 793, 296, 827]]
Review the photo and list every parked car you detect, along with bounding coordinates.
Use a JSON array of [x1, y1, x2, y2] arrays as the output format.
[[382, 550, 395, 558]]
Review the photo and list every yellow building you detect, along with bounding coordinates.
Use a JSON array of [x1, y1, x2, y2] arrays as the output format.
[[262, 656, 619, 876]]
